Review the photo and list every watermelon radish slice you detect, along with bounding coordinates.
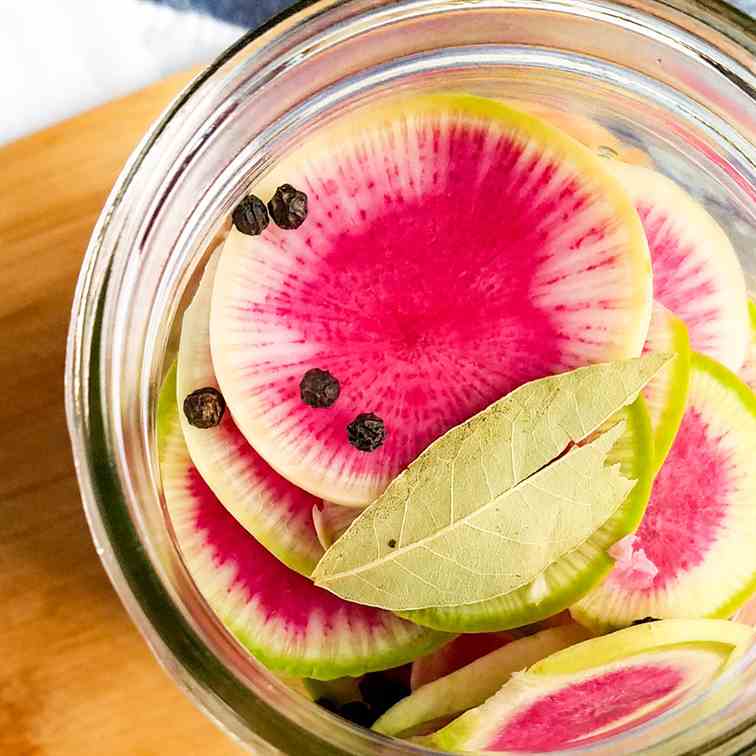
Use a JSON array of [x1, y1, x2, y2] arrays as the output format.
[[374, 624, 591, 737], [572, 353, 756, 632], [643, 302, 691, 471], [177, 254, 325, 576], [738, 299, 756, 392], [604, 161, 749, 373], [410, 632, 516, 691], [311, 500, 360, 551], [158, 367, 447, 679], [401, 397, 654, 633], [422, 619, 753, 753], [210, 94, 652, 506]]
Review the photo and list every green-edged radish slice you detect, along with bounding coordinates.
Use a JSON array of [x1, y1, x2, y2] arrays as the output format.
[[738, 299, 756, 392], [604, 161, 749, 373], [573, 354, 756, 632], [401, 397, 655, 632], [177, 255, 325, 576], [373, 624, 591, 737], [158, 367, 447, 680], [643, 301, 691, 472], [210, 93, 652, 506], [422, 619, 753, 753], [410, 632, 516, 691]]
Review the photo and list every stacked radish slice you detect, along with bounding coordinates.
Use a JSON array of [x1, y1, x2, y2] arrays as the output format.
[[158, 93, 756, 750]]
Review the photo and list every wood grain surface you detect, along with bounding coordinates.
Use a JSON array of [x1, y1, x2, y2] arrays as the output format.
[[0, 70, 243, 756]]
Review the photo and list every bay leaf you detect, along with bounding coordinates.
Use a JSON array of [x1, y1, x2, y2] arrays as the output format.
[[312, 355, 670, 610]]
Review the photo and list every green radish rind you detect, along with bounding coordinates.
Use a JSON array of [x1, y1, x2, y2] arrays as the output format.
[[533, 618, 753, 675], [572, 353, 756, 633], [421, 619, 754, 753], [158, 365, 449, 680], [400, 397, 655, 632], [372, 624, 592, 737], [644, 303, 691, 473]]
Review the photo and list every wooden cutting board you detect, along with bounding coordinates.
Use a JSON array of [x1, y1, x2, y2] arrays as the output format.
[[0, 70, 244, 756]]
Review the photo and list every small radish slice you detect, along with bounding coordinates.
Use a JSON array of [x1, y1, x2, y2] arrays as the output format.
[[573, 354, 756, 632], [311, 500, 360, 551], [158, 367, 447, 679], [738, 299, 756, 392], [177, 255, 324, 576], [211, 93, 652, 505], [605, 162, 749, 373], [410, 632, 516, 691], [643, 301, 691, 471], [374, 624, 593, 737], [422, 620, 753, 753]]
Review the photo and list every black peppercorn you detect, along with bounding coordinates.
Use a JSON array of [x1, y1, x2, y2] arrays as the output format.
[[183, 387, 226, 429], [268, 184, 308, 230], [300, 368, 340, 408], [631, 616, 661, 626], [347, 413, 386, 452], [232, 194, 270, 236], [315, 698, 340, 714]]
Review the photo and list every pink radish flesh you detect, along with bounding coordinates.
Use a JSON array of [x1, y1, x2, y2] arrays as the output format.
[[615, 408, 729, 593], [160, 371, 446, 678], [188, 466, 374, 627], [572, 354, 756, 630], [485, 664, 684, 752]]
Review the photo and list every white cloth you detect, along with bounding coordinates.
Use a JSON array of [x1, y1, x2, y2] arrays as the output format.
[[0, 0, 241, 145], [1, 1, 753, 146]]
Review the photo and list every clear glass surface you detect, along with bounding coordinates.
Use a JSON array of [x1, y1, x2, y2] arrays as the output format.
[[66, 1, 756, 753]]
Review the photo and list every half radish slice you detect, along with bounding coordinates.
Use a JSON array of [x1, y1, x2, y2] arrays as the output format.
[[738, 299, 756, 392], [422, 619, 753, 753], [177, 255, 324, 576], [643, 302, 691, 472], [158, 367, 447, 679], [375, 624, 591, 738], [573, 354, 756, 632], [605, 161, 749, 373], [211, 94, 652, 505], [401, 397, 654, 633]]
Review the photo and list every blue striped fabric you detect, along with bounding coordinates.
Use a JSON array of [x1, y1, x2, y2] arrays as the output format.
[[151, 0, 299, 27], [151, 0, 754, 27]]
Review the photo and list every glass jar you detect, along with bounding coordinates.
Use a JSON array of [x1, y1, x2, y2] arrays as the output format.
[[66, 1, 756, 753]]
